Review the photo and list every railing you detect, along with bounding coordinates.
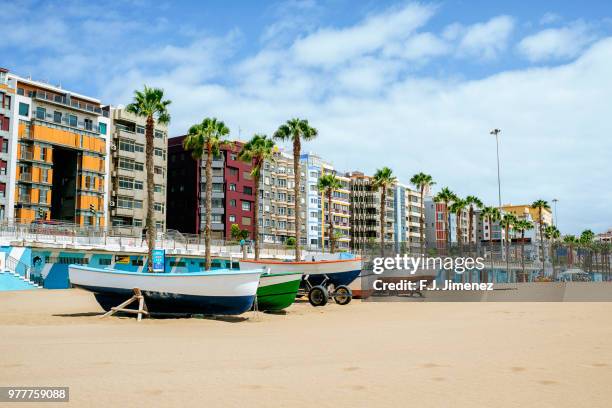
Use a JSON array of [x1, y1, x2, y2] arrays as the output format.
[[5, 255, 41, 286]]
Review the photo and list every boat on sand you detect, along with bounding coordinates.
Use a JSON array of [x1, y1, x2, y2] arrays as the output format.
[[68, 265, 263, 315]]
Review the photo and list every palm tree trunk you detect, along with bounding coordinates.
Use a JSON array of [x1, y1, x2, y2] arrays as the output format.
[[328, 190, 334, 253], [419, 187, 425, 255], [380, 187, 386, 256], [145, 115, 156, 272], [521, 231, 526, 282], [205, 144, 213, 271], [253, 170, 260, 260], [539, 209, 544, 277], [293, 137, 301, 261], [468, 207, 474, 253]]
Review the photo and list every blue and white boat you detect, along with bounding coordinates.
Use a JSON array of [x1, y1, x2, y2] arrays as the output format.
[[68, 265, 263, 315]]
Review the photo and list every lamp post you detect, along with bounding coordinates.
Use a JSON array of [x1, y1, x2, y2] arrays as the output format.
[[552, 198, 558, 227], [490, 128, 504, 262]]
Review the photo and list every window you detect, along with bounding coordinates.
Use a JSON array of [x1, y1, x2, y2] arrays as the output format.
[[99, 122, 107, 135], [99, 258, 112, 266], [69, 115, 77, 127], [118, 177, 134, 190], [154, 148, 166, 159], [18, 102, 29, 116], [119, 139, 135, 152], [229, 183, 236, 191], [242, 201, 251, 211], [154, 130, 164, 139], [154, 202, 164, 213], [228, 168, 238, 176], [229, 215, 236, 222], [134, 162, 144, 171], [1, 140, 8, 153], [154, 166, 164, 175], [134, 200, 143, 209], [135, 144, 144, 153], [36, 107, 46, 120], [243, 186, 253, 195], [229, 199, 236, 207], [136, 126, 145, 134], [211, 214, 222, 223], [134, 180, 143, 190], [84, 118, 93, 131], [242, 217, 252, 226], [154, 184, 164, 193], [53, 111, 62, 124], [133, 219, 143, 227]]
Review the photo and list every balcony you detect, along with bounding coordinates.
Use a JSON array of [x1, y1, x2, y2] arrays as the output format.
[[19, 173, 33, 182], [17, 193, 31, 204], [32, 91, 106, 116]]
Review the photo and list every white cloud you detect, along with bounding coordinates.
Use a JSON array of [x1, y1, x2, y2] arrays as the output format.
[[540, 12, 562, 25], [291, 3, 436, 67], [457, 16, 515, 59], [383, 32, 450, 60], [517, 21, 596, 62]]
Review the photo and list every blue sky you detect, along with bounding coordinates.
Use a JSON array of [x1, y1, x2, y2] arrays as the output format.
[[2, 0, 611, 234]]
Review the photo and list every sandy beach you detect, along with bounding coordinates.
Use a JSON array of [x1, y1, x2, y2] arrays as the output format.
[[1, 289, 612, 407]]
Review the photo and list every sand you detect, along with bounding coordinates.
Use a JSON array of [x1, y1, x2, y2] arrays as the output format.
[[1, 290, 612, 407]]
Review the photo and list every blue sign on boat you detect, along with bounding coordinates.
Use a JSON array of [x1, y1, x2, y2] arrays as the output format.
[[152, 249, 165, 273]]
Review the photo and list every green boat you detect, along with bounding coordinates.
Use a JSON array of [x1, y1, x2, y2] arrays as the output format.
[[255, 272, 303, 311]]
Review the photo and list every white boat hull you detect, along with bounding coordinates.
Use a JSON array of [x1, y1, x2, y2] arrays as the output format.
[[69, 266, 262, 315]]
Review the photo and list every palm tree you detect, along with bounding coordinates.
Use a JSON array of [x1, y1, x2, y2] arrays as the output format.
[[531, 199, 551, 276], [434, 187, 457, 250], [514, 219, 533, 281], [273, 119, 318, 261], [563, 235, 577, 267], [500, 213, 517, 282], [238, 135, 276, 260], [126, 86, 171, 272], [579, 229, 595, 271], [449, 198, 467, 251], [317, 174, 342, 253], [465, 196, 483, 251], [410, 173, 435, 254], [372, 167, 397, 254], [183, 118, 231, 270], [544, 225, 561, 279]]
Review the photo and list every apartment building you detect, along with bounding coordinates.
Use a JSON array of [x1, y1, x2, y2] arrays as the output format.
[[424, 197, 470, 248], [0, 68, 12, 219], [109, 108, 168, 231], [393, 184, 424, 250], [596, 229, 612, 243], [259, 149, 296, 244], [166, 137, 255, 240], [348, 171, 395, 252], [299, 153, 351, 250], [1, 69, 110, 226]]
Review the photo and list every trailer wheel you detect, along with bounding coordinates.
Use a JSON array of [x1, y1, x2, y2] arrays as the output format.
[[308, 286, 328, 307], [333, 285, 352, 305]]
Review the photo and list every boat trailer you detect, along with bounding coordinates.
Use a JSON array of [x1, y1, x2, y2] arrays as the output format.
[[300, 274, 352, 307]]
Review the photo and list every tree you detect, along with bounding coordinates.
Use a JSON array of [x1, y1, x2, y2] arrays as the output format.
[[183, 118, 231, 270], [434, 187, 458, 249], [317, 173, 342, 253], [231, 223, 249, 241], [273, 119, 318, 261], [410, 173, 435, 254], [449, 198, 467, 251], [563, 235, 577, 267], [465, 196, 483, 250], [480, 206, 501, 252], [372, 167, 397, 254], [500, 213, 517, 281], [126, 86, 171, 272], [514, 219, 533, 281], [531, 200, 551, 276], [285, 237, 296, 248], [544, 225, 561, 279], [579, 229, 595, 271], [238, 134, 276, 260]]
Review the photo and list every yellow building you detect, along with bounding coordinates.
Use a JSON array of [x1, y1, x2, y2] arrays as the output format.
[[502, 204, 553, 225], [4, 69, 110, 226]]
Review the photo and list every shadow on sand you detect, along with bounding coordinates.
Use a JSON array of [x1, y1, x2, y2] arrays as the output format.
[[53, 311, 249, 323]]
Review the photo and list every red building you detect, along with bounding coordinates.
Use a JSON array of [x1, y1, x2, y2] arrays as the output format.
[[166, 137, 255, 240]]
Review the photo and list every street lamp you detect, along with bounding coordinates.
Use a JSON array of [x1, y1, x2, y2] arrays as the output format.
[[490, 128, 504, 260], [552, 198, 558, 227]]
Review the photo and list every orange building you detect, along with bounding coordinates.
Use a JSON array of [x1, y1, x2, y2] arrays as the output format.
[[3, 69, 110, 227]]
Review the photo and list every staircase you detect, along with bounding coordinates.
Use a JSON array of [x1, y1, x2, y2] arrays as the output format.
[[1, 255, 42, 290]]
